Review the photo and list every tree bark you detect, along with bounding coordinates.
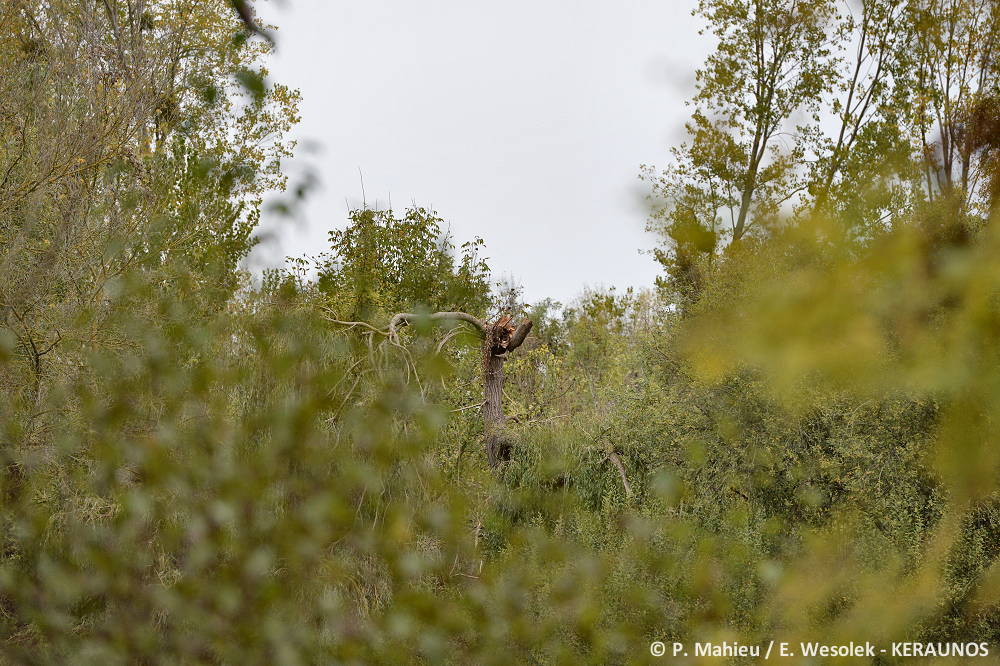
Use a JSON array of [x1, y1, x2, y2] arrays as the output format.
[[482, 315, 532, 468]]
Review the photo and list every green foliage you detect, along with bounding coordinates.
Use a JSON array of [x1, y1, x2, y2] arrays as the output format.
[[644, 0, 1000, 301], [901, 0, 1000, 209], [7, 0, 1000, 663], [141, 137, 262, 307], [650, 203, 1000, 644], [317, 207, 491, 321], [645, 0, 840, 265]]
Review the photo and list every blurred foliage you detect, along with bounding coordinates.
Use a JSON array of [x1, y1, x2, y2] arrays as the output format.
[[5, 0, 1000, 664]]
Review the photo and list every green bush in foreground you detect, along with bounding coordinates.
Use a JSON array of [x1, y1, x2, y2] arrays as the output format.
[[6, 0, 1000, 663]]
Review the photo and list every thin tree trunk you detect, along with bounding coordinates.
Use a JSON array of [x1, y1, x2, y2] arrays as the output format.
[[606, 451, 633, 498], [481, 315, 532, 469]]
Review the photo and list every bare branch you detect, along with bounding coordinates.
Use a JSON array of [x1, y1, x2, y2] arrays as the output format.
[[324, 307, 532, 471], [605, 451, 634, 498], [436, 326, 470, 354], [388, 311, 487, 337], [324, 307, 488, 340], [507, 317, 533, 351], [329, 369, 370, 420], [102, 0, 126, 68], [320, 309, 390, 336]]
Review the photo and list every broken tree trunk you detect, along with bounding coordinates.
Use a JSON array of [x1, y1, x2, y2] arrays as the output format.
[[324, 308, 532, 470], [482, 315, 532, 468]]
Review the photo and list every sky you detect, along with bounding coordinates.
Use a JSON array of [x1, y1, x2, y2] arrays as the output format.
[[250, 0, 712, 306]]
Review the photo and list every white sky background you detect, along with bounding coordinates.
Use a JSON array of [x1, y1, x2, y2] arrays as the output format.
[[250, 0, 711, 305]]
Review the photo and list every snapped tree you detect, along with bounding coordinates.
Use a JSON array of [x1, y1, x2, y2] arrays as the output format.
[[313, 205, 531, 469], [327, 309, 533, 470]]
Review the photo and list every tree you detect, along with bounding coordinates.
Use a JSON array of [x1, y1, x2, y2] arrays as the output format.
[[324, 306, 532, 470], [807, 0, 918, 236], [312, 204, 534, 468], [0, 1, 300, 605], [392, 311, 533, 470], [645, 0, 839, 304], [0, 0, 299, 385], [904, 0, 1000, 211], [317, 207, 491, 321], [667, 0, 838, 238]]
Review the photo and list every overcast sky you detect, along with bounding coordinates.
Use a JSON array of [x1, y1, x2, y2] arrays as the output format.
[[251, 0, 711, 305]]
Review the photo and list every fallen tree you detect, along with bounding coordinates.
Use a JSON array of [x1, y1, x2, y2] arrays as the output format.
[[324, 309, 532, 469]]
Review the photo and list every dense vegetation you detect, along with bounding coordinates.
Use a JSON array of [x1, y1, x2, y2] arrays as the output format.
[[4, 0, 1000, 664]]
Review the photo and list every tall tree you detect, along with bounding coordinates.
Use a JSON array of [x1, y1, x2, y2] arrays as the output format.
[[808, 0, 917, 235], [905, 0, 1000, 209], [0, 0, 298, 458], [315, 205, 531, 469], [316, 207, 491, 321], [645, 0, 839, 305]]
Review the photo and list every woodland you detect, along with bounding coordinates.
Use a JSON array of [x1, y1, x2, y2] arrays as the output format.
[[3, 0, 1000, 664]]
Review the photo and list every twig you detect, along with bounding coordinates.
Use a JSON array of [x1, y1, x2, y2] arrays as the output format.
[[436, 325, 470, 354], [450, 401, 486, 413], [470, 520, 482, 577], [388, 336, 423, 394], [524, 414, 569, 425], [328, 356, 367, 396], [321, 309, 390, 336], [329, 369, 369, 420]]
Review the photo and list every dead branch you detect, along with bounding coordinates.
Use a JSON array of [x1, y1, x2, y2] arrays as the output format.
[[508, 317, 532, 350], [605, 451, 634, 498], [325, 308, 534, 471], [388, 311, 487, 338], [329, 368, 370, 420], [436, 325, 470, 354], [325, 308, 488, 344], [328, 356, 368, 396], [321, 309, 390, 336], [524, 414, 569, 426]]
